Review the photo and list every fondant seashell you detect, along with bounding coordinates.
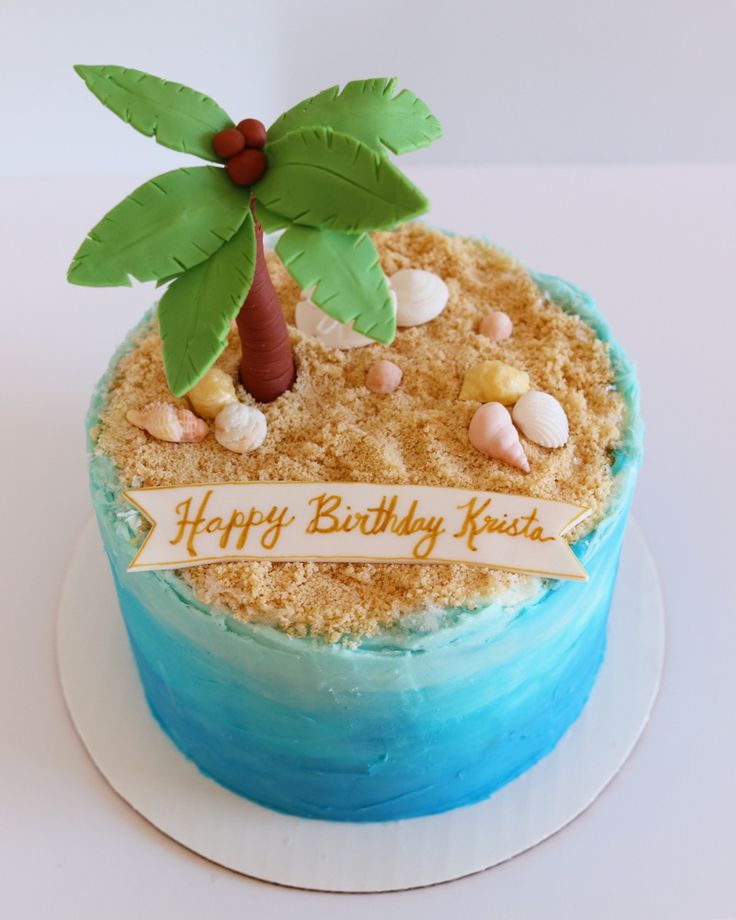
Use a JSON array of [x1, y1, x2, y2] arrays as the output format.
[[468, 403, 529, 472], [177, 410, 209, 443], [296, 288, 397, 350], [187, 367, 237, 420], [127, 402, 208, 443], [214, 402, 267, 453], [366, 359, 403, 394], [389, 269, 449, 327], [459, 360, 529, 405], [478, 310, 513, 342], [512, 391, 569, 448]]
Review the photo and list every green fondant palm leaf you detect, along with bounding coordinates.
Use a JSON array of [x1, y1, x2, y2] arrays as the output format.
[[158, 210, 257, 396], [74, 65, 232, 162], [68, 167, 249, 287], [256, 128, 428, 232], [254, 200, 291, 233], [267, 78, 442, 155], [276, 226, 395, 344]]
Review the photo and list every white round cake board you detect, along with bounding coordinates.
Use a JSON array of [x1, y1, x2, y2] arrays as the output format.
[[57, 517, 664, 893]]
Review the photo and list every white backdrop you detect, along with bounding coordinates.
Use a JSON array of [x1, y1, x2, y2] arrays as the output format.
[[3, 2, 736, 916], [2, 0, 736, 175]]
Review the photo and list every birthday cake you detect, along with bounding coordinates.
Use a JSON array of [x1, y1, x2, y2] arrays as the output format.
[[74, 67, 642, 822]]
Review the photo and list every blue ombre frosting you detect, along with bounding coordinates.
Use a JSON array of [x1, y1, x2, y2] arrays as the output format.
[[87, 269, 642, 823]]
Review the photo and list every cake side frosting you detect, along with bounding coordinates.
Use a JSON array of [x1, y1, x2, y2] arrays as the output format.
[[87, 250, 641, 821], [96, 487, 630, 821]]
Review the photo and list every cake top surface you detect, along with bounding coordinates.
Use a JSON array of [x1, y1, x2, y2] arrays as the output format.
[[92, 224, 627, 642]]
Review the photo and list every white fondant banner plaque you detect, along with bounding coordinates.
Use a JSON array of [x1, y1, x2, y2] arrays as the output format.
[[126, 482, 590, 580], [125, 482, 590, 580]]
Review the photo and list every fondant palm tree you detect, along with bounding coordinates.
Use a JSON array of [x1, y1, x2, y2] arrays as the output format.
[[68, 67, 442, 402]]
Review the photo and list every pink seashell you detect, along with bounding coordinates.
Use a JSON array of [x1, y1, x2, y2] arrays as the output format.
[[468, 402, 529, 472], [176, 408, 209, 442], [478, 310, 513, 342], [366, 359, 403, 394], [126, 402, 208, 443]]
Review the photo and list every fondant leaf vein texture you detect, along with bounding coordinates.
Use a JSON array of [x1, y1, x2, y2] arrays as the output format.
[[255, 127, 429, 232], [254, 200, 290, 234], [68, 167, 249, 287], [276, 227, 396, 343], [74, 65, 233, 162], [67, 66, 442, 401], [267, 77, 443, 155], [159, 211, 257, 397]]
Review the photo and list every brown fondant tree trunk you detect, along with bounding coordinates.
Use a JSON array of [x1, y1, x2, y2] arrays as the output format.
[[236, 212, 295, 402]]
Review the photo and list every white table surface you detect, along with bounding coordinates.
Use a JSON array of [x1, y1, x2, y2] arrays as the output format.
[[1, 166, 734, 919]]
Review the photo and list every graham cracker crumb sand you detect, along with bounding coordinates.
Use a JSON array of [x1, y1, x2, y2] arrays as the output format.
[[95, 224, 626, 642]]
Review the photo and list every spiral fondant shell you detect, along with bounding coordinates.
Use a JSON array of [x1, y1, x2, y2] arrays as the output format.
[[126, 402, 208, 443], [468, 402, 529, 472], [214, 402, 267, 453]]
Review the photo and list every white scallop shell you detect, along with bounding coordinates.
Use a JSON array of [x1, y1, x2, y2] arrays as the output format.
[[512, 391, 569, 448], [389, 269, 449, 327], [214, 403, 267, 453], [295, 286, 398, 350]]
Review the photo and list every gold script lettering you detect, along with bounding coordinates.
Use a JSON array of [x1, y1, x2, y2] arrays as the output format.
[[170, 491, 214, 558], [453, 497, 555, 552], [170, 491, 295, 557], [306, 492, 445, 559]]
